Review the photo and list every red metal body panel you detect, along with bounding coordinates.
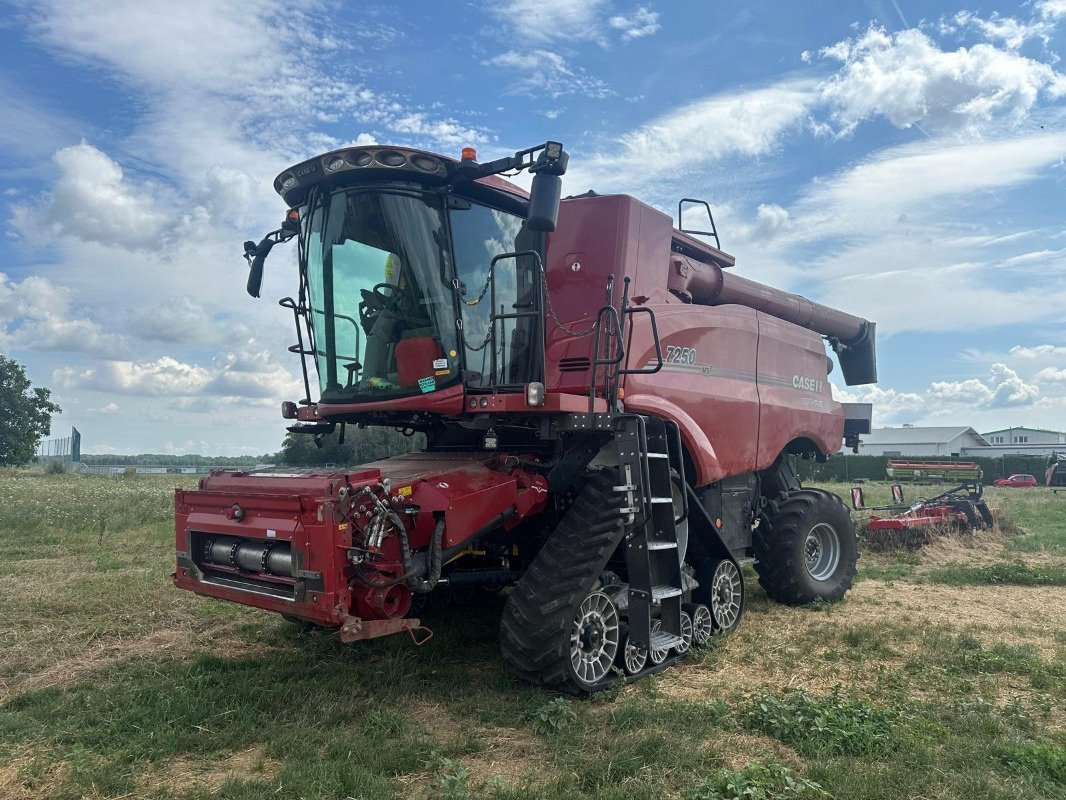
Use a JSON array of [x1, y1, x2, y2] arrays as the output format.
[[867, 507, 962, 530], [542, 195, 672, 396], [754, 313, 843, 467], [173, 455, 548, 627], [622, 301, 760, 484], [537, 193, 843, 483]]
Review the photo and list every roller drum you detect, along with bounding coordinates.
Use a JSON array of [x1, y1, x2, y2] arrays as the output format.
[[203, 536, 293, 577]]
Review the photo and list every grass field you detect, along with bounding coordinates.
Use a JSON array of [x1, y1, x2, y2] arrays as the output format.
[[0, 471, 1063, 800]]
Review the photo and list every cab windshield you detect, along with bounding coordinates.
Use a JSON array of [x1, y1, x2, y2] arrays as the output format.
[[304, 186, 459, 402]]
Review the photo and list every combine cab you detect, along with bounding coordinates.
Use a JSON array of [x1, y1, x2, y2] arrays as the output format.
[[173, 141, 878, 691]]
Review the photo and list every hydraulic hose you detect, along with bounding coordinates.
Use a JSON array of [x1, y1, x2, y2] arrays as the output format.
[[351, 511, 446, 594]]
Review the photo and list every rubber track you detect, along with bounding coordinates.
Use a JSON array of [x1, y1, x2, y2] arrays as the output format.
[[499, 470, 627, 691], [753, 488, 858, 605]]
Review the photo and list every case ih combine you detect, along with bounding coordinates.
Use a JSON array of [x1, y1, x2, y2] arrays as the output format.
[[173, 141, 877, 692]]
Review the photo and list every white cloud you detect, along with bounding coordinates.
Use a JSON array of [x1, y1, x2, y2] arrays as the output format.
[[125, 298, 217, 345], [87, 402, 120, 414], [1035, 366, 1066, 384], [1038, 0, 1066, 21], [832, 383, 927, 425], [55, 357, 212, 396], [750, 203, 791, 240], [1009, 344, 1066, 360], [795, 133, 1066, 242], [609, 7, 660, 41], [52, 339, 302, 403], [818, 26, 1065, 135], [52, 341, 301, 401], [0, 272, 129, 357], [948, 10, 1056, 51], [608, 81, 816, 180], [931, 363, 1039, 409], [488, 0, 611, 46], [486, 50, 612, 99], [12, 142, 171, 251]]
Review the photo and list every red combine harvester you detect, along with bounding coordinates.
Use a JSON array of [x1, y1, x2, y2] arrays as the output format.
[[173, 141, 877, 691]]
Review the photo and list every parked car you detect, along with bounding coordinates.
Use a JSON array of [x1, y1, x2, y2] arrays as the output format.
[[993, 474, 1038, 488]]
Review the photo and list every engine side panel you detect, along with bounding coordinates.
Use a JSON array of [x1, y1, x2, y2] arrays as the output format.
[[623, 302, 760, 484], [755, 312, 843, 467]]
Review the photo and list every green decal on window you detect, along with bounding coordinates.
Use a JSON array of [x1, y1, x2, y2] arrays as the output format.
[[418, 376, 436, 393]]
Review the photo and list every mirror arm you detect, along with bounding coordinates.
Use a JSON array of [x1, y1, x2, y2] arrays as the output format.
[[244, 226, 296, 298]]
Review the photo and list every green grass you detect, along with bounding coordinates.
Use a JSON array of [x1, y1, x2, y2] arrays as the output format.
[[0, 472, 1063, 799], [929, 562, 1066, 587]]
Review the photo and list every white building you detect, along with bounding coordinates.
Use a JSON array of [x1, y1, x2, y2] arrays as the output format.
[[963, 426, 1066, 458], [981, 427, 1065, 446], [849, 426, 990, 457]]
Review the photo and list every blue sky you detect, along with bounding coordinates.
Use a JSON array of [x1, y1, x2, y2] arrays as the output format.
[[1, 0, 1064, 456]]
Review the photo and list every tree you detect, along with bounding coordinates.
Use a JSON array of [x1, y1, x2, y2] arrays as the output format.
[[0, 356, 62, 466], [278, 425, 424, 466]]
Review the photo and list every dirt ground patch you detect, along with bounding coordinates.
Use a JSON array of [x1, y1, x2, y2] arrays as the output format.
[[706, 730, 805, 771], [401, 700, 547, 794], [0, 749, 67, 800], [846, 579, 1066, 652], [138, 744, 281, 795], [658, 579, 1066, 704]]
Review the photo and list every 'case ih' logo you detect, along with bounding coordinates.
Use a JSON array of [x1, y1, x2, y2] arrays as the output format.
[[792, 375, 824, 392]]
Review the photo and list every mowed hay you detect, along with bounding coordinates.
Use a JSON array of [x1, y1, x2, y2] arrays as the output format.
[[0, 749, 68, 800], [658, 578, 1066, 703], [399, 700, 547, 795], [136, 744, 281, 796], [705, 730, 804, 772]]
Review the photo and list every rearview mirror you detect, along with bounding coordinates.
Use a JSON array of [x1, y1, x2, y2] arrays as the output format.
[[527, 172, 561, 232]]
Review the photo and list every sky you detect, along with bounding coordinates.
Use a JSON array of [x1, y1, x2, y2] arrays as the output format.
[[1, 0, 1064, 457]]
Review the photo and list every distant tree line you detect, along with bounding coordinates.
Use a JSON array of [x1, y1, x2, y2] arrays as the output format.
[[79, 453, 271, 466], [78, 427, 423, 468], [276, 426, 425, 466]]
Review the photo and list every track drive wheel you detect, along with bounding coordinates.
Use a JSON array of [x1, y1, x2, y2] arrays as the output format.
[[755, 489, 858, 605], [499, 470, 629, 693]]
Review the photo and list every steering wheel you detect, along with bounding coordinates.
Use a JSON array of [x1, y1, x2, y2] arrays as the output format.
[[359, 282, 401, 330]]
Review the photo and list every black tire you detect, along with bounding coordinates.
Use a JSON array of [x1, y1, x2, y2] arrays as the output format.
[[754, 488, 858, 605], [499, 470, 628, 693]]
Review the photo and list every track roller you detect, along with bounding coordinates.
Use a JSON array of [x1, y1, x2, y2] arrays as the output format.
[[684, 602, 714, 646]]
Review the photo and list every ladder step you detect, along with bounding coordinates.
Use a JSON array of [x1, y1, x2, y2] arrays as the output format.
[[649, 497, 673, 504], [646, 452, 670, 459], [612, 484, 638, 492], [647, 540, 678, 550], [651, 585, 683, 601], [651, 632, 683, 650]]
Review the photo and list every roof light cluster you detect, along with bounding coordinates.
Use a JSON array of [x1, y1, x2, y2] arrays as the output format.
[[274, 147, 449, 202]]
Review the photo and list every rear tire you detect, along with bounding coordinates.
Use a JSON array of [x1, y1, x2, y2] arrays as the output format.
[[755, 489, 858, 605]]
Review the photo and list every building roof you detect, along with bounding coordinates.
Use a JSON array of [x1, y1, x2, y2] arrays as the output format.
[[981, 426, 1065, 436], [861, 426, 990, 446]]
